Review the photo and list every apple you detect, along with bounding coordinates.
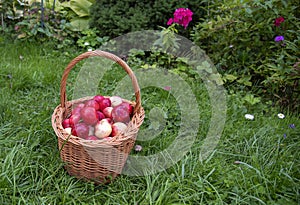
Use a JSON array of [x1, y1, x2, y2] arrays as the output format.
[[96, 111, 105, 121], [110, 96, 123, 107], [88, 125, 95, 136], [98, 98, 111, 111], [105, 118, 113, 124], [103, 106, 113, 118], [69, 113, 81, 127], [80, 106, 98, 125], [71, 103, 85, 115], [111, 122, 127, 137], [64, 127, 72, 135], [71, 123, 89, 138], [95, 119, 112, 139], [112, 104, 130, 123], [120, 102, 134, 115], [84, 99, 100, 110], [93, 95, 105, 103], [62, 118, 71, 128]]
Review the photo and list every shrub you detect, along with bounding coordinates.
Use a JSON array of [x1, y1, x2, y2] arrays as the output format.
[[192, 0, 300, 112], [89, 0, 204, 38]]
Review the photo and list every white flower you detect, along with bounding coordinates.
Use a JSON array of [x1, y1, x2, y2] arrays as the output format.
[[88, 48, 93, 52], [278, 113, 285, 119], [84, 42, 90, 46], [245, 114, 254, 120]]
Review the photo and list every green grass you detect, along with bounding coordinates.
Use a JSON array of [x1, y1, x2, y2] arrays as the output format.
[[0, 38, 299, 205]]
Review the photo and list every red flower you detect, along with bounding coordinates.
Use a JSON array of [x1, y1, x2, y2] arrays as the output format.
[[274, 16, 285, 27]]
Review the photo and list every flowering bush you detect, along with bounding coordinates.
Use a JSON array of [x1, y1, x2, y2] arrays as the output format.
[[192, 0, 300, 112]]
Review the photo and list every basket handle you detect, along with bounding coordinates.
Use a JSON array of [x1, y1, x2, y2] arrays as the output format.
[[60, 50, 141, 113]]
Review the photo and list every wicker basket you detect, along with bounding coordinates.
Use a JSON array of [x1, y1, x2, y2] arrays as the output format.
[[51, 50, 144, 184]]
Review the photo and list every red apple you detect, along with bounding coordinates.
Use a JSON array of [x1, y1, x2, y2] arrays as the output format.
[[80, 106, 98, 125], [71, 123, 89, 138], [120, 102, 134, 115], [97, 111, 105, 121], [98, 98, 111, 111], [69, 113, 81, 127], [112, 104, 130, 123], [62, 118, 71, 128], [84, 99, 100, 110], [93, 95, 104, 103]]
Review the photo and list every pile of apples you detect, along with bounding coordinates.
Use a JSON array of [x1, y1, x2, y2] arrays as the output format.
[[62, 95, 134, 141]]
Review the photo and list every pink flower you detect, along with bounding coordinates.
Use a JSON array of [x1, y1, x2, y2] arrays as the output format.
[[167, 18, 173, 25], [167, 8, 193, 29], [274, 16, 285, 27], [163, 86, 171, 91]]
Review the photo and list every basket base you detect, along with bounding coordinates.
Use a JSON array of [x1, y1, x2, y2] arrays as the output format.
[[58, 136, 132, 184], [64, 164, 119, 184]]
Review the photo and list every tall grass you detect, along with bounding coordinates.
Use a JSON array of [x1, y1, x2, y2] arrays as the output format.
[[0, 38, 299, 204]]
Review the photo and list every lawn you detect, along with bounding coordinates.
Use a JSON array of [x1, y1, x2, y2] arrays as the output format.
[[0, 39, 299, 204]]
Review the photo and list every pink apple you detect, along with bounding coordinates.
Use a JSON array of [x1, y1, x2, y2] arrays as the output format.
[[111, 122, 127, 137], [103, 106, 113, 118], [110, 96, 123, 107], [95, 119, 112, 139]]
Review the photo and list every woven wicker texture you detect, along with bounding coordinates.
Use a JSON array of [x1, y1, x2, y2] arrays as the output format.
[[52, 50, 144, 184]]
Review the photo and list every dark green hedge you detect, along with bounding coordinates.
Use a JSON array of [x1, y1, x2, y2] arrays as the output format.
[[89, 0, 204, 38]]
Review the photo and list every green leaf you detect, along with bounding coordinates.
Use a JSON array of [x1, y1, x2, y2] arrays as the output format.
[[223, 74, 237, 82], [243, 94, 261, 105], [69, 18, 90, 31], [68, 0, 92, 17]]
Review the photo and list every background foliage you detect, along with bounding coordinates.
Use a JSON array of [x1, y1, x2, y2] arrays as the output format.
[[89, 0, 204, 38], [0, 0, 299, 111]]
